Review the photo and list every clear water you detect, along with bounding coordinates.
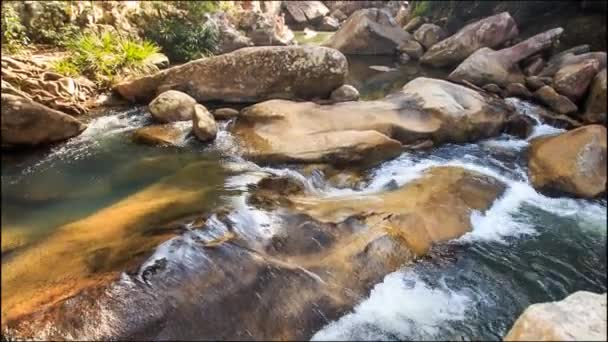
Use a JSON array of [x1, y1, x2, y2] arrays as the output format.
[[1, 57, 606, 340]]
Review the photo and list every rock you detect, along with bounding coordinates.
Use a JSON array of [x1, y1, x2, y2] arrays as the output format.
[[533, 85, 578, 114], [582, 69, 607, 124], [330, 9, 347, 22], [1, 94, 86, 148], [148, 90, 197, 123], [213, 108, 240, 120], [482, 83, 503, 95], [318, 15, 340, 31], [504, 114, 535, 139], [523, 55, 545, 76], [324, 8, 414, 55], [398, 52, 411, 64], [211, 12, 254, 54], [505, 291, 607, 341], [505, 83, 533, 99], [548, 44, 591, 66], [143, 53, 170, 69], [525, 76, 551, 91], [232, 77, 514, 166], [528, 125, 606, 198], [413, 23, 446, 50], [540, 51, 606, 77], [115, 46, 347, 103], [403, 16, 426, 33], [131, 124, 183, 147], [283, 1, 329, 29], [449, 28, 564, 87], [238, 11, 295, 46], [552, 59, 600, 102], [192, 104, 218, 142], [421, 12, 519, 67], [398, 39, 424, 60], [330, 84, 360, 102]]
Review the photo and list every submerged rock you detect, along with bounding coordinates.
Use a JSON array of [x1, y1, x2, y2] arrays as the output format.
[[528, 125, 607, 198], [325, 8, 414, 55], [148, 90, 197, 123], [115, 46, 347, 103], [505, 291, 607, 341], [329, 84, 360, 102], [232, 77, 514, 166], [420, 12, 518, 67], [4, 166, 505, 341], [1, 94, 86, 148], [131, 124, 183, 146], [192, 104, 218, 142], [582, 69, 607, 124]]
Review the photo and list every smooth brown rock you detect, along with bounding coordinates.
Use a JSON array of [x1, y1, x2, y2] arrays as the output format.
[[505, 83, 533, 99], [582, 69, 607, 124], [525, 76, 551, 91], [403, 16, 426, 33], [413, 23, 446, 50], [148, 90, 196, 123], [115, 46, 347, 103], [533, 86, 578, 114], [1, 93, 86, 147], [553, 59, 600, 102], [325, 8, 414, 55], [540, 51, 606, 77], [192, 104, 218, 142], [504, 114, 535, 139], [232, 77, 514, 166], [505, 291, 607, 341], [449, 28, 563, 87], [131, 124, 183, 146], [482, 83, 503, 95], [421, 12, 518, 67], [398, 39, 424, 60], [528, 125, 606, 198]]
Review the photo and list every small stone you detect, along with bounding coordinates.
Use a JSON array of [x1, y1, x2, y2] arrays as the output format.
[[213, 108, 240, 120], [330, 84, 360, 102], [132, 124, 182, 146], [525, 76, 548, 91], [398, 40, 424, 60], [192, 104, 218, 142], [533, 85, 578, 114], [148, 90, 197, 123], [482, 83, 503, 95], [505, 83, 533, 99], [399, 53, 411, 64]]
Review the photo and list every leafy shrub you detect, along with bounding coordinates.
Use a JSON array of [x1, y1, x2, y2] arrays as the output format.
[[22, 1, 79, 46], [53, 29, 160, 87], [136, 1, 221, 62], [1, 3, 29, 54], [411, 0, 433, 18]]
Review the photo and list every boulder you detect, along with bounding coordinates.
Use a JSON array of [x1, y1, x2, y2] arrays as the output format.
[[504, 114, 535, 139], [403, 16, 426, 33], [329, 9, 347, 22], [232, 77, 514, 166], [211, 12, 254, 55], [413, 23, 446, 50], [505, 292, 607, 341], [398, 39, 424, 60], [131, 124, 183, 146], [533, 86, 578, 114], [115, 46, 348, 103], [192, 104, 218, 142], [449, 28, 564, 87], [329, 84, 360, 102], [213, 107, 240, 120], [238, 11, 295, 46], [523, 55, 545, 76], [421, 12, 519, 67], [318, 15, 340, 31], [540, 51, 606, 77], [143, 53, 170, 69], [324, 8, 414, 55], [525, 76, 551, 91], [528, 125, 606, 198], [505, 83, 533, 99], [582, 69, 607, 124], [1, 94, 86, 147], [552, 59, 600, 102], [148, 90, 197, 123], [283, 1, 329, 29]]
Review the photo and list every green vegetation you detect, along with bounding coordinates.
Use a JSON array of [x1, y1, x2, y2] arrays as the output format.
[[23, 1, 79, 46], [1, 3, 29, 54], [411, 0, 433, 18], [53, 29, 160, 87]]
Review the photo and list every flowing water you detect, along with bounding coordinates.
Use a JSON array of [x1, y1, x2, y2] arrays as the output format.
[[1, 56, 606, 340]]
